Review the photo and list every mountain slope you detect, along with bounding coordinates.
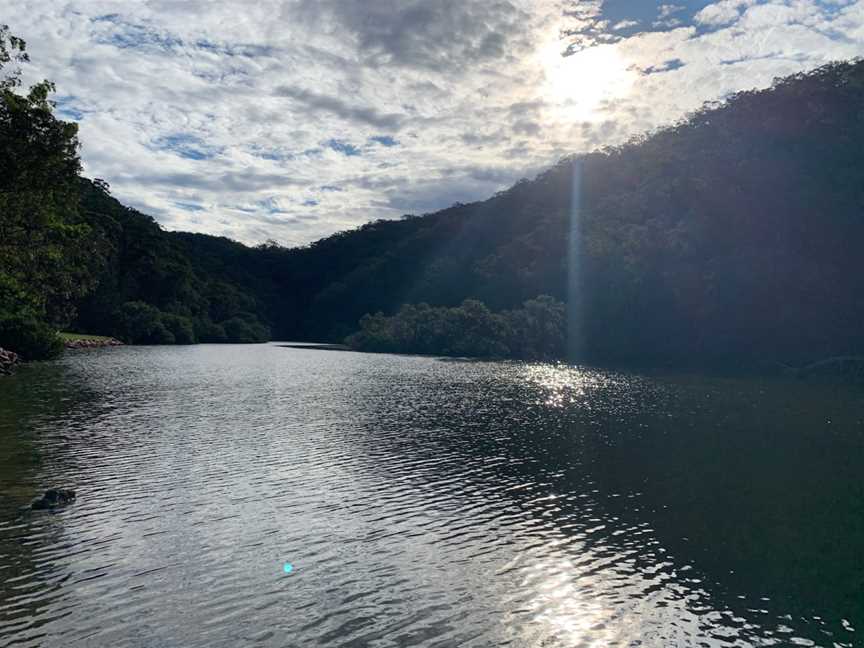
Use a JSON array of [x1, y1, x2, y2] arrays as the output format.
[[73, 180, 274, 344], [269, 59, 864, 366]]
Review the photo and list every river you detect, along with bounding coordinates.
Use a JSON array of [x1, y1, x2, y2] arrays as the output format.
[[1, 344, 862, 647]]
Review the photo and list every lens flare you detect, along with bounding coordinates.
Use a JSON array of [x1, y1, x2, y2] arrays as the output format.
[[538, 39, 634, 122], [567, 159, 583, 364]]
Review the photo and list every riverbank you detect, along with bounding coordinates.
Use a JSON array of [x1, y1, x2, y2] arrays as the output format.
[[60, 333, 124, 349], [0, 334, 122, 377]]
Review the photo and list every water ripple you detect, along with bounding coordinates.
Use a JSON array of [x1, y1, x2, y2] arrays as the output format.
[[0, 345, 861, 647]]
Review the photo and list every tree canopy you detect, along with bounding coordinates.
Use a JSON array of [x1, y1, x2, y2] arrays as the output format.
[[0, 25, 88, 329], [345, 296, 566, 360]]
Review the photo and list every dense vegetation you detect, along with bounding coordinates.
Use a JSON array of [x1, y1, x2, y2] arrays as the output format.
[[346, 297, 566, 359], [3, 21, 864, 368], [0, 25, 89, 359], [74, 181, 272, 345]]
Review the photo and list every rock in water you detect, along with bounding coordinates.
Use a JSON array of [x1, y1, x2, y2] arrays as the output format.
[[0, 347, 19, 375], [31, 489, 76, 510]]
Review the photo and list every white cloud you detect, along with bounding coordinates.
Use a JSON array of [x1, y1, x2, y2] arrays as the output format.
[[694, 0, 758, 26], [658, 4, 685, 19], [4, 0, 864, 244]]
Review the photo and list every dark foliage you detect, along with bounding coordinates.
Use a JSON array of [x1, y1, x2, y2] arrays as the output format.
[[345, 296, 566, 360], [74, 183, 272, 345], [0, 25, 90, 328], [221, 315, 270, 344], [0, 316, 63, 360]]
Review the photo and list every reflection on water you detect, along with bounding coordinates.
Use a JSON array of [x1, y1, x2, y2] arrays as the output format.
[[0, 345, 862, 647]]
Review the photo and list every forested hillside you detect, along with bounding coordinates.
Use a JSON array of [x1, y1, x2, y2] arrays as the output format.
[[74, 182, 273, 344], [277, 59, 864, 366], [3, 18, 864, 368]]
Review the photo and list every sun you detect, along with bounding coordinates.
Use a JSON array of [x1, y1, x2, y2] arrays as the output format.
[[538, 39, 634, 121]]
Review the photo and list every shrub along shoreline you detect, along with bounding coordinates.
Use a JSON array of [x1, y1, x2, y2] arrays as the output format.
[[0, 324, 123, 375], [345, 296, 567, 361], [0, 302, 270, 370]]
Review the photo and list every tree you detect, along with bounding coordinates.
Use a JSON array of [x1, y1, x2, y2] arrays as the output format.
[[0, 24, 90, 328], [112, 301, 164, 344]]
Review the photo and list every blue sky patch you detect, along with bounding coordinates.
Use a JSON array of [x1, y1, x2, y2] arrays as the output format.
[[369, 135, 399, 147], [174, 201, 205, 211], [55, 96, 85, 121], [642, 58, 686, 75], [601, 0, 713, 28], [258, 198, 288, 214], [326, 139, 361, 156], [93, 16, 184, 52], [153, 133, 222, 160], [194, 39, 276, 58], [92, 13, 122, 24], [255, 148, 294, 162]]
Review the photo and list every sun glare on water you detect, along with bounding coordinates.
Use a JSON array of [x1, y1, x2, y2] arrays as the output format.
[[539, 39, 634, 121]]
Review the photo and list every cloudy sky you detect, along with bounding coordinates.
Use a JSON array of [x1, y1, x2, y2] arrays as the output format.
[[6, 0, 864, 245]]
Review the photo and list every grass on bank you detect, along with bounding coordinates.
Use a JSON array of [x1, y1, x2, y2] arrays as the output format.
[[58, 332, 115, 342]]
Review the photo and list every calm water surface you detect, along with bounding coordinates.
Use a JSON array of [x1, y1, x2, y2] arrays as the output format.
[[1, 344, 863, 647]]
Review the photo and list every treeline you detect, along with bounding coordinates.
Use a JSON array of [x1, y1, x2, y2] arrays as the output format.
[[5, 19, 864, 368], [345, 296, 566, 359]]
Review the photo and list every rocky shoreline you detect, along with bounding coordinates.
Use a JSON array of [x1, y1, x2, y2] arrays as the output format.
[[0, 337, 123, 377], [0, 347, 20, 375], [64, 337, 124, 349]]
